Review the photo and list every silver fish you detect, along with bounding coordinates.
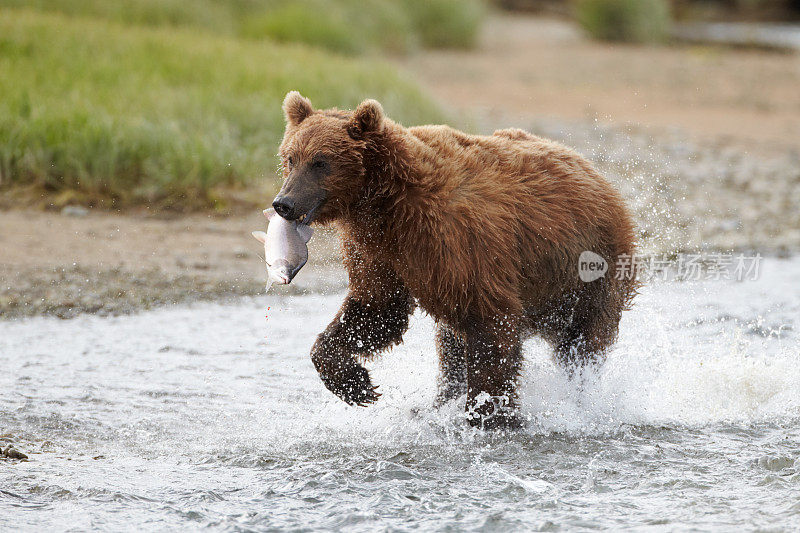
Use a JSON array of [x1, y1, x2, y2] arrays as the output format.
[[252, 208, 313, 286]]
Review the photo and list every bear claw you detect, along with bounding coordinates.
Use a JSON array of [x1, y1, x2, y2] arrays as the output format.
[[351, 386, 381, 407], [321, 362, 381, 406]]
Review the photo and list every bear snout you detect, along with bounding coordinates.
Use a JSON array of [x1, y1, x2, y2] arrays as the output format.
[[272, 195, 296, 220]]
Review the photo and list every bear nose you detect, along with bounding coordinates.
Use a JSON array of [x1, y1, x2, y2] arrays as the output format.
[[272, 196, 295, 219]]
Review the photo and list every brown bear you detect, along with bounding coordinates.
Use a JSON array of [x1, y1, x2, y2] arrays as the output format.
[[273, 91, 638, 429]]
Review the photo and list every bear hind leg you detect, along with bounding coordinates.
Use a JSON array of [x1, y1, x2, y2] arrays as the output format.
[[554, 285, 622, 371]]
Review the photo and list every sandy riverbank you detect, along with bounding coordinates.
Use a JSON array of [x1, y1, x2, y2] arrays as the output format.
[[0, 210, 346, 319]]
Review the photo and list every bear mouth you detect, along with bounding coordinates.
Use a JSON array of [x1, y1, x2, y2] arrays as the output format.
[[297, 201, 323, 226]]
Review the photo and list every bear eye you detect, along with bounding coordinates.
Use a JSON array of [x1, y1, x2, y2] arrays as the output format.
[[312, 160, 326, 170], [284, 156, 293, 169]]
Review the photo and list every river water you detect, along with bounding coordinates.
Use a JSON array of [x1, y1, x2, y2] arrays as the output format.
[[2, 258, 799, 531]]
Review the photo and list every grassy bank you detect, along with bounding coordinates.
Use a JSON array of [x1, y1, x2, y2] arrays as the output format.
[[0, 9, 446, 209], [0, 0, 485, 54]]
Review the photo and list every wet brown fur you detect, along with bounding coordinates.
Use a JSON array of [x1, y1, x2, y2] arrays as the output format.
[[278, 92, 638, 429]]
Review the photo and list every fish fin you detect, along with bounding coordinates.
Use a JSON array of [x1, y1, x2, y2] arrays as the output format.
[[251, 230, 267, 244], [296, 224, 313, 243], [263, 208, 277, 220]]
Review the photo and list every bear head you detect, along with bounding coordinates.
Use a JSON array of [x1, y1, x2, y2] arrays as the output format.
[[272, 91, 385, 226]]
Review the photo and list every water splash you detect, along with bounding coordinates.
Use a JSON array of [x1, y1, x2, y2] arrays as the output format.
[[1, 258, 799, 530]]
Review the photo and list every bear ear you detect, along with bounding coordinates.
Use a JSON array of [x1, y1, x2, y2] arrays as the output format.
[[348, 99, 384, 140], [283, 91, 313, 126]]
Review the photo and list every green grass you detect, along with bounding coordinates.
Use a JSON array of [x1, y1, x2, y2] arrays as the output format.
[[400, 0, 485, 49], [0, 0, 485, 55], [0, 9, 446, 209], [0, 0, 236, 31], [574, 0, 671, 44], [241, 0, 418, 55]]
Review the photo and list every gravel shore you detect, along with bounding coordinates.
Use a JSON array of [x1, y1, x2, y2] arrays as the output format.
[[0, 210, 347, 320], [514, 114, 800, 255]]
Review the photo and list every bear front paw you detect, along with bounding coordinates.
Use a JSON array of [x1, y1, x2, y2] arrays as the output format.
[[320, 361, 381, 407]]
